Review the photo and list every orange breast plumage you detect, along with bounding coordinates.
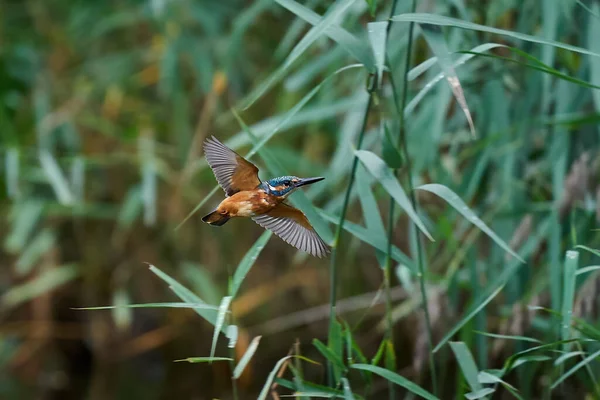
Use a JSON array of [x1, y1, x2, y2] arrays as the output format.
[[217, 190, 278, 218]]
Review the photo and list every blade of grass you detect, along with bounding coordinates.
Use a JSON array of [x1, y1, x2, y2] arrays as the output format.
[[341, 378, 355, 400], [175, 357, 233, 363], [233, 336, 262, 379], [210, 296, 232, 359], [242, 0, 359, 109], [474, 331, 541, 344], [434, 285, 504, 352], [367, 21, 387, 88], [417, 184, 523, 261], [258, 356, 293, 400], [561, 250, 578, 350], [391, 13, 600, 59], [465, 388, 495, 400], [420, 24, 475, 136], [318, 210, 415, 270], [274, 0, 375, 70], [356, 150, 434, 241], [351, 364, 439, 400], [74, 302, 220, 310], [148, 264, 224, 331], [575, 265, 600, 276], [449, 342, 482, 393], [551, 348, 600, 389], [230, 231, 271, 298]]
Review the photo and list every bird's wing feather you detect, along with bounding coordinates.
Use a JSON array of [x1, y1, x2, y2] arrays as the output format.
[[203, 136, 260, 196], [252, 203, 329, 258]]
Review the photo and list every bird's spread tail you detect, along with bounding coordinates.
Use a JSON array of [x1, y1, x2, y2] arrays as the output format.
[[202, 210, 230, 226]]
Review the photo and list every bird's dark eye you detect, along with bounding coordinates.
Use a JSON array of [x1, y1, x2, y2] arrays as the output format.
[[283, 180, 291, 186]]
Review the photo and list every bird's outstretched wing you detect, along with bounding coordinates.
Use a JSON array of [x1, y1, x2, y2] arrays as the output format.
[[203, 136, 261, 196], [252, 203, 329, 258]]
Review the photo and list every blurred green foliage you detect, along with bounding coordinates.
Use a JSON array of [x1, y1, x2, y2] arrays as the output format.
[[1, 0, 600, 399]]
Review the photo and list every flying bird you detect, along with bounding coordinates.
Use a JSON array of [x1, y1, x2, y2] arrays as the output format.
[[201, 136, 329, 258]]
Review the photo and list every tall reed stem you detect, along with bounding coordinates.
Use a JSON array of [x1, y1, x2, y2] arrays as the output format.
[[386, 0, 438, 395], [382, 2, 401, 400], [328, 95, 373, 385]]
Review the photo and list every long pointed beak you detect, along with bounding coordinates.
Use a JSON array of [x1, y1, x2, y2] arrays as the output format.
[[296, 177, 325, 187]]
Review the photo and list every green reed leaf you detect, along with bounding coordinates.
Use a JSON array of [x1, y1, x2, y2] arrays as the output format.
[[417, 184, 523, 261], [351, 364, 439, 400], [356, 150, 433, 241]]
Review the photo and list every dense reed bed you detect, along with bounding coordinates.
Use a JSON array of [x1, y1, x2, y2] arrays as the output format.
[[1, 1, 600, 398]]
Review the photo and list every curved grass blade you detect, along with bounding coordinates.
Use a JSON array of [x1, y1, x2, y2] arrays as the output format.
[[210, 296, 232, 360], [341, 378, 355, 400], [407, 43, 506, 81], [449, 342, 482, 393], [230, 231, 271, 298], [319, 209, 415, 270], [501, 339, 579, 372], [243, 64, 363, 161], [575, 265, 600, 276], [233, 335, 262, 379], [274, 0, 374, 71], [551, 348, 600, 389], [574, 245, 600, 258], [242, 0, 358, 109], [554, 351, 586, 366], [367, 21, 387, 88], [351, 364, 439, 400], [433, 285, 504, 352], [313, 339, 346, 379], [175, 357, 233, 363], [74, 302, 220, 310], [420, 24, 475, 137], [148, 264, 224, 331], [417, 184, 522, 261], [174, 185, 219, 231], [356, 150, 433, 241], [391, 13, 600, 59], [474, 331, 541, 344], [258, 356, 293, 400], [465, 388, 495, 400], [405, 43, 504, 115], [478, 371, 518, 392], [554, 351, 585, 366], [459, 48, 600, 90], [274, 378, 345, 398], [512, 355, 552, 369]]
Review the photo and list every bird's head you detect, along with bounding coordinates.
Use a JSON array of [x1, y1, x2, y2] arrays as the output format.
[[265, 175, 325, 198]]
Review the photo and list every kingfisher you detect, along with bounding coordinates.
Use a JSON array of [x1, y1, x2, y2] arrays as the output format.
[[201, 136, 330, 258]]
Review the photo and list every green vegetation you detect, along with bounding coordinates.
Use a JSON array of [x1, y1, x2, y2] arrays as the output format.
[[2, 0, 600, 398]]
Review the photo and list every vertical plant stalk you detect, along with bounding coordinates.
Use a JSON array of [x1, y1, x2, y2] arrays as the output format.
[[381, 1, 401, 400], [386, 0, 438, 395], [328, 95, 374, 385], [230, 350, 239, 400]]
